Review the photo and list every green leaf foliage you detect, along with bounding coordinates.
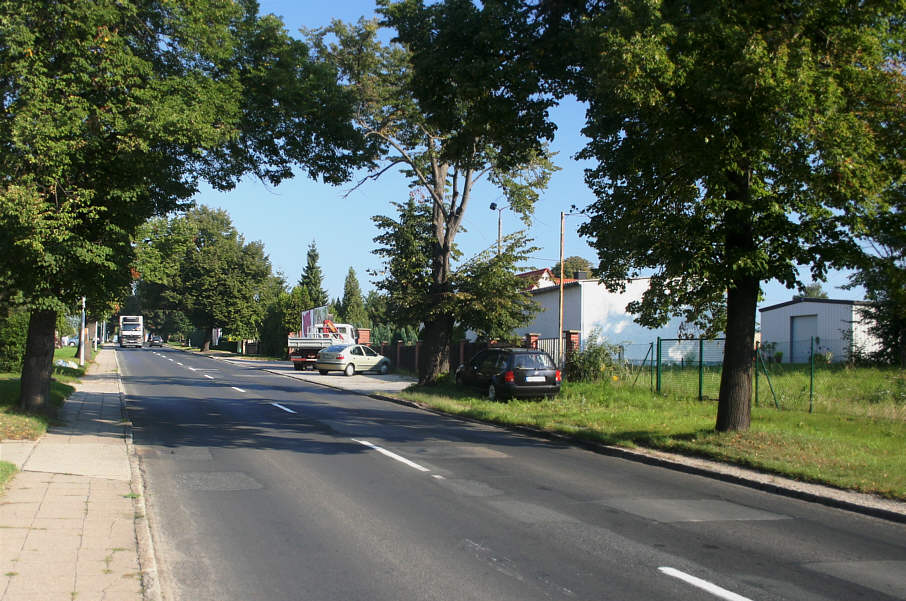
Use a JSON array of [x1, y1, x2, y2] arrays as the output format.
[[387, 0, 906, 426], [308, 17, 557, 383], [372, 195, 541, 342], [135, 206, 276, 347]]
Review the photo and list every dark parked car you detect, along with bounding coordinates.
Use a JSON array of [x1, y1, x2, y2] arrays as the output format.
[[148, 335, 163, 347], [456, 347, 561, 400]]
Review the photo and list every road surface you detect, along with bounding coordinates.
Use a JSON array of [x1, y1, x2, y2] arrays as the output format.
[[118, 346, 906, 601]]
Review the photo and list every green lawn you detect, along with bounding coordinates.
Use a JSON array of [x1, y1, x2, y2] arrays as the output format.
[[0, 346, 92, 440], [397, 373, 906, 500], [0, 347, 95, 489]]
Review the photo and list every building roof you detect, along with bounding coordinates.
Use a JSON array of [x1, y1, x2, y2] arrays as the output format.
[[516, 268, 576, 290], [759, 296, 868, 313]]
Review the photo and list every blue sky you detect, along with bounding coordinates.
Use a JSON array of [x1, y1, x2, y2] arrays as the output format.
[[193, 0, 862, 319]]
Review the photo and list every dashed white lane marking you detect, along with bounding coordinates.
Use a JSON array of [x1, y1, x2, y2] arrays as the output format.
[[271, 402, 296, 414], [204, 374, 214, 379], [231, 387, 246, 393], [352, 439, 430, 473], [188, 367, 197, 372], [658, 567, 752, 601], [176, 362, 183, 366]]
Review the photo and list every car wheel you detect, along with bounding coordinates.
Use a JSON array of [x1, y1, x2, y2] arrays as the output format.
[[378, 362, 389, 375], [344, 363, 355, 377], [318, 370, 328, 375], [293, 363, 303, 371], [488, 383, 497, 401]]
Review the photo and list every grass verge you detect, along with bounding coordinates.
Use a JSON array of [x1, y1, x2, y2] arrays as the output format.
[[0, 346, 92, 440], [0, 460, 15, 491], [397, 378, 906, 500]]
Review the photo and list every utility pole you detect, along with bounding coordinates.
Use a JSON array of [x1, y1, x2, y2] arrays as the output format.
[[558, 212, 565, 367], [79, 296, 86, 366]]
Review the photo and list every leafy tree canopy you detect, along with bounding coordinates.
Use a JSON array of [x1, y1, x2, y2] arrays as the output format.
[[372, 194, 540, 342], [552, 256, 594, 279], [136, 206, 275, 350], [2, 0, 367, 411], [386, 0, 906, 429], [307, 16, 556, 383]]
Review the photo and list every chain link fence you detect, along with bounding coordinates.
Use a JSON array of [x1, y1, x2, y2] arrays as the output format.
[[651, 338, 726, 400]]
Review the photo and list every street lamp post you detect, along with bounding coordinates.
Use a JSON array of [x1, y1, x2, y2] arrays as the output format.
[[489, 202, 503, 255]]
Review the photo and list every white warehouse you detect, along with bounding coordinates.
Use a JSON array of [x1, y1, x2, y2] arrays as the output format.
[[513, 273, 687, 362], [758, 297, 879, 363]]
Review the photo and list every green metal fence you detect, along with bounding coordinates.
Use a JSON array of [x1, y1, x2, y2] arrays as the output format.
[[654, 338, 726, 400]]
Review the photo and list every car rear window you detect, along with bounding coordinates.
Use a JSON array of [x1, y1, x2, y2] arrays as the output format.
[[325, 344, 347, 352], [513, 353, 554, 369]]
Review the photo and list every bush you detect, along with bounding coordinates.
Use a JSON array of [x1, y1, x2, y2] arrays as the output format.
[[0, 309, 29, 372], [564, 332, 630, 382]]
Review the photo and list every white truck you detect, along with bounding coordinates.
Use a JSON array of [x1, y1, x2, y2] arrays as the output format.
[[288, 320, 359, 371], [119, 315, 144, 348]]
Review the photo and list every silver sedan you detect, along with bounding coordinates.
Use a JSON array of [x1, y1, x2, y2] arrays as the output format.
[[315, 344, 391, 376]]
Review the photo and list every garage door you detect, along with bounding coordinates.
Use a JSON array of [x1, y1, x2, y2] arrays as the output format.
[[790, 314, 817, 363]]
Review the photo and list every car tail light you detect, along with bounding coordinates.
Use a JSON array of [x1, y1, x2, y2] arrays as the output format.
[[504, 370, 515, 383], [336, 354, 345, 360], [555, 370, 562, 382]]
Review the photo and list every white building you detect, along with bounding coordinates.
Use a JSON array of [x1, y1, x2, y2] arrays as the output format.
[[758, 297, 879, 363], [513, 273, 687, 362]]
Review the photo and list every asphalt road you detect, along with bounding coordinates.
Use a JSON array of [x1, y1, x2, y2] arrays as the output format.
[[117, 346, 906, 601]]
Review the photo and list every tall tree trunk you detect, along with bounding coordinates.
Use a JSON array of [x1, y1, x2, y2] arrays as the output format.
[[419, 313, 454, 385], [18, 309, 58, 417], [716, 170, 758, 432], [716, 275, 758, 431], [201, 327, 212, 352]]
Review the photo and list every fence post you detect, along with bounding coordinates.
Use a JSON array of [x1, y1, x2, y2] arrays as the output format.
[[698, 337, 704, 401], [656, 337, 662, 394], [809, 336, 815, 413]]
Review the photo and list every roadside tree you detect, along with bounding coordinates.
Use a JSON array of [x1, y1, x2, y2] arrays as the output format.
[[306, 18, 556, 384], [849, 188, 906, 366], [372, 195, 540, 352], [299, 242, 329, 309], [338, 268, 369, 328], [386, 0, 906, 430], [1, 0, 365, 414]]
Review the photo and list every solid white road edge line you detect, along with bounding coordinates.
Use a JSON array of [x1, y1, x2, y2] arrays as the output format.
[[658, 567, 753, 601], [271, 402, 296, 414], [231, 387, 246, 393], [352, 439, 431, 473]]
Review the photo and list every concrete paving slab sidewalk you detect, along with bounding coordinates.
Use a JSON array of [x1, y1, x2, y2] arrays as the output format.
[[0, 346, 150, 601]]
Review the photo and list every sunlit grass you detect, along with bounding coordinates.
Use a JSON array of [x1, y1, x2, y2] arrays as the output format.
[[398, 376, 906, 500], [0, 347, 91, 440]]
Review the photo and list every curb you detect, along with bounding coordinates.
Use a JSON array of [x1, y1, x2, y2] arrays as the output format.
[[114, 350, 165, 601], [194, 348, 906, 524]]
